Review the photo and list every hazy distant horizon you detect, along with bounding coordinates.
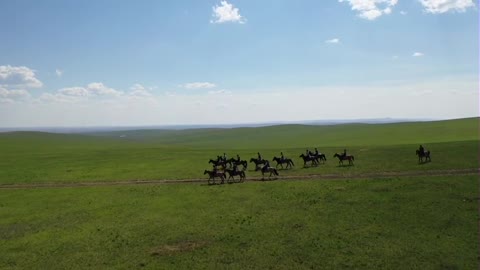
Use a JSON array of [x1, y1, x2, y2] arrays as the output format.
[[0, 116, 470, 133]]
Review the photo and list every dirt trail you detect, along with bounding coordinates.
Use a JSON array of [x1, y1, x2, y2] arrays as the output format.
[[0, 168, 478, 190]]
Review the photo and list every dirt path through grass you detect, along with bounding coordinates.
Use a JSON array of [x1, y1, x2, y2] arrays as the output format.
[[0, 168, 478, 189]]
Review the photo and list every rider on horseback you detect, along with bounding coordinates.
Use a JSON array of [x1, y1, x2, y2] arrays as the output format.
[[264, 160, 270, 168], [257, 152, 262, 161], [342, 149, 347, 159], [236, 154, 241, 162], [315, 148, 319, 156], [419, 145, 424, 155], [280, 152, 285, 162]]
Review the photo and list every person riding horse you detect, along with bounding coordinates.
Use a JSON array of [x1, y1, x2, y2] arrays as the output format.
[[280, 152, 285, 162], [236, 154, 241, 162], [342, 149, 347, 159], [257, 152, 262, 160], [418, 145, 424, 155]]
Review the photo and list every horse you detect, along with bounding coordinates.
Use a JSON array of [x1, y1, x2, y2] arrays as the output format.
[[226, 158, 248, 170], [225, 168, 246, 183], [333, 153, 354, 165], [208, 159, 226, 169], [272, 156, 294, 169], [299, 154, 318, 167], [312, 153, 327, 164], [204, 169, 226, 185], [250, 157, 268, 171], [261, 165, 279, 179], [416, 149, 431, 163]]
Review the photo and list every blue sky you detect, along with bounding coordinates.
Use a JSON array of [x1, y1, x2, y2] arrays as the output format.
[[0, 0, 478, 127]]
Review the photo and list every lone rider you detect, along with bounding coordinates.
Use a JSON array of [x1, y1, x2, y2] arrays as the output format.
[[306, 149, 310, 156], [236, 154, 241, 162], [280, 151, 285, 161], [257, 152, 262, 160], [342, 149, 347, 159], [315, 148, 319, 156]]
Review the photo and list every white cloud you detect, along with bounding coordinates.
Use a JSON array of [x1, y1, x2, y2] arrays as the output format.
[[129, 83, 152, 97], [0, 65, 43, 88], [339, 0, 398, 20], [0, 98, 14, 104], [56, 83, 122, 99], [38, 93, 73, 103], [400, 10, 408, 15], [325, 38, 340, 44], [392, 55, 399, 60], [55, 69, 63, 77], [419, 0, 475, 13], [208, 89, 232, 95], [211, 1, 246, 24], [413, 52, 424, 57], [182, 82, 217, 89], [0, 87, 31, 103], [87, 82, 122, 96], [58, 87, 90, 97]]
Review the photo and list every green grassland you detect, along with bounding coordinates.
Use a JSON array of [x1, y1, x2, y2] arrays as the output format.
[[0, 176, 477, 269], [0, 118, 478, 184], [0, 118, 478, 269]]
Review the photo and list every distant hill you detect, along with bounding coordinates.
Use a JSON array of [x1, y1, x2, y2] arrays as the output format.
[[0, 117, 438, 133], [2, 117, 476, 149]]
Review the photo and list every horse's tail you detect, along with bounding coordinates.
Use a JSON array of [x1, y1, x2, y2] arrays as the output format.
[[351, 156, 355, 161]]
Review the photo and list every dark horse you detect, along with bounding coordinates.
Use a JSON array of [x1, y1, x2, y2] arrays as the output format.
[[226, 158, 248, 170], [204, 169, 226, 185], [250, 157, 268, 171], [208, 158, 226, 169], [312, 153, 327, 164], [272, 156, 294, 169], [416, 149, 431, 163], [225, 168, 246, 183], [333, 153, 354, 165], [299, 154, 318, 167], [261, 164, 279, 179]]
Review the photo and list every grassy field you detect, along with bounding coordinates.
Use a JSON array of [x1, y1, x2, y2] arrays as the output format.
[[0, 176, 477, 269], [0, 117, 478, 269]]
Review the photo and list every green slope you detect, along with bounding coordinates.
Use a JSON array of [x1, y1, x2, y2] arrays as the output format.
[[86, 117, 479, 148]]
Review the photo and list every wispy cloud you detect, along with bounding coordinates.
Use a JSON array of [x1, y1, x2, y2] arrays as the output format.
[[412, 52, 424, 57], [400, 10, 407, 15], [211, 1, 246, 24], [419, 0, 475, 14], [338, 0, 398, 20], [55, 69, 63, 77], [325, 38, 340, 44], [182, 82, 217, 89]]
